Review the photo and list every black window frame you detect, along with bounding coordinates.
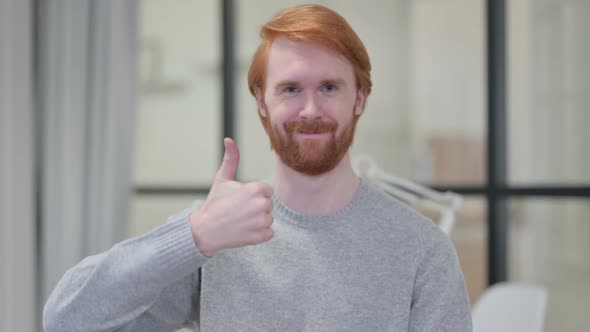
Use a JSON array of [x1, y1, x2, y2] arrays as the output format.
[[133, 0, 590, 286]]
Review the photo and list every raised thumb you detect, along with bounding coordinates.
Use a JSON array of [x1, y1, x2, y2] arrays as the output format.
[[216, 137, 239, 181]]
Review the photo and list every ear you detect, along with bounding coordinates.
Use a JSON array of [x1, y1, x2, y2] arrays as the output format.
[[354, 88, 368, 116], [254, 86, 268, 118]]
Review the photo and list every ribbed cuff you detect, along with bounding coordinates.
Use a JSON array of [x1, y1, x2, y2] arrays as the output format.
[[150, 216, 210, 281]]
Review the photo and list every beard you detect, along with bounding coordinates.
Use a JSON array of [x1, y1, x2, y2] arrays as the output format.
[[262, 105, 359, 176]]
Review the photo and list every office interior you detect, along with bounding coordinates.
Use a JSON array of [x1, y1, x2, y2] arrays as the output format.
[[1, 0, 589, 331]]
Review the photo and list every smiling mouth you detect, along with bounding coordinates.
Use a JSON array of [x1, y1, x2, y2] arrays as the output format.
[[295, 132, 329, 138]]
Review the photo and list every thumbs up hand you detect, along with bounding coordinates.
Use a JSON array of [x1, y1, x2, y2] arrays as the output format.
[[189, 138, 274, 257]]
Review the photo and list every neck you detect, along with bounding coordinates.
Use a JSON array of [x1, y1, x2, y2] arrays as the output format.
[[273, 151, 361, 215]]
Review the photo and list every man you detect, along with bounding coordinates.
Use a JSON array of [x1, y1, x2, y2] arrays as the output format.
[[44, 4, 472, 331]]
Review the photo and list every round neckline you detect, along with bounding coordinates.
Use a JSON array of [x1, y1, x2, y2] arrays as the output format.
[[271, 178, 369, 229]]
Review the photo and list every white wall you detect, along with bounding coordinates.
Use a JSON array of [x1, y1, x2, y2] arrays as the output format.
[[134, 0, 220, 187]]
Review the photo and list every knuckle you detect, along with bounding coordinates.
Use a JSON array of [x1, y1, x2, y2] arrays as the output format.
[[260, 215, 273, 228], [256, 215, 270, 228], [254, 227, 273, 243], [265, 184, 274, 196], [259, 198, 273, 212], [247, 182, 263, 195], [262, 228, 274, 241], [254, 232, 267, 244], [256, 182, 269, 194], [252, 182, 272, 196], [248, 193, 270, 211], [255, 197, 266, 210]]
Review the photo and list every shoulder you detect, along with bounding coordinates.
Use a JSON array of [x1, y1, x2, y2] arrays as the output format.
[[360, 180, 439, 234], [359, 180, 454, 256]]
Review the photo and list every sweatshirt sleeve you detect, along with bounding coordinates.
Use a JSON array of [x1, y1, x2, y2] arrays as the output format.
[[408, 223, 473, 332], [43, 201, 210, 332]]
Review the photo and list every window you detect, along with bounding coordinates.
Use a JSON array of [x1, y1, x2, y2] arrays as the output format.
[[131, 2, 590, 329]]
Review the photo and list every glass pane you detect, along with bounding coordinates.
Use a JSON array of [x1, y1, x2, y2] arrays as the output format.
[[134, 0, 220, 187], [129, 194, 207, 237], [451, 198, 488, 306], [508, 0, 590, 185], [236, 0, 486, 186], [509, 198, 590, 331]]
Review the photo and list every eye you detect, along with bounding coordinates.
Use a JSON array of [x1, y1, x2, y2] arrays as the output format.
[[322, 84, 338, 93], [284, 86, 300, 94]]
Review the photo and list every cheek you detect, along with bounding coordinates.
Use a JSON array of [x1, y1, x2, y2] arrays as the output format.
[[268, 97, 304, 122], [325, 99, 355, 120], [265, 108, 288, 130], [281, 98, 305, 113], [319, 93, 354, 111]]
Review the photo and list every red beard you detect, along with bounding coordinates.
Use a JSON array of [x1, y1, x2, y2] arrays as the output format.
[[263, 108, 359, 176]]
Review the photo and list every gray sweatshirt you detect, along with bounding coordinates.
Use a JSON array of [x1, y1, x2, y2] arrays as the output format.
[[43, 178, 472, 331]]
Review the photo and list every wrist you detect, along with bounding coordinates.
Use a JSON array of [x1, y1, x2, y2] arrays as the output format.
[[189, 210, 216, 257]]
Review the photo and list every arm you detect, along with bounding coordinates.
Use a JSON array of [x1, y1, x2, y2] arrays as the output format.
[[408, 224, 473, 332], [44, 138, 274, 332], [43, 202, 209, 332]]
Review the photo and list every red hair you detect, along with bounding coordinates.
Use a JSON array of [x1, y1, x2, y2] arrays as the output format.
[[247, 4, 372, 99]]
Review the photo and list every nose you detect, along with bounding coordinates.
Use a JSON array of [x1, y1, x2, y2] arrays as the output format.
[[298, 95, 322, 120]]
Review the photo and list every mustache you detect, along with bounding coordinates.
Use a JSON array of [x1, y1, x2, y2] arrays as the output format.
[[284, 120, 338, 134]]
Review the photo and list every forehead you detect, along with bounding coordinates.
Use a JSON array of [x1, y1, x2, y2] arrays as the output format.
[[265, 37, 355, 86]]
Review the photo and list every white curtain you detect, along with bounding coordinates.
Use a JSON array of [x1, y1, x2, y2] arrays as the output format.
[[38, 0, 139, 302], [0, 0, 37, 330]]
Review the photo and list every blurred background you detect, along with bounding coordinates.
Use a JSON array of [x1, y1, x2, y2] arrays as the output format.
[[1, 0, 589, 331]]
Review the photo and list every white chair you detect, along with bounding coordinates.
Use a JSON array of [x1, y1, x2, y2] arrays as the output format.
[[472, 282, 548, 332], [351, 154, 463, 235]]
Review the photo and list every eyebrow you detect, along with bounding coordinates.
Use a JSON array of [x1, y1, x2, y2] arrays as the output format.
[[319, 78, 347, 87]]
